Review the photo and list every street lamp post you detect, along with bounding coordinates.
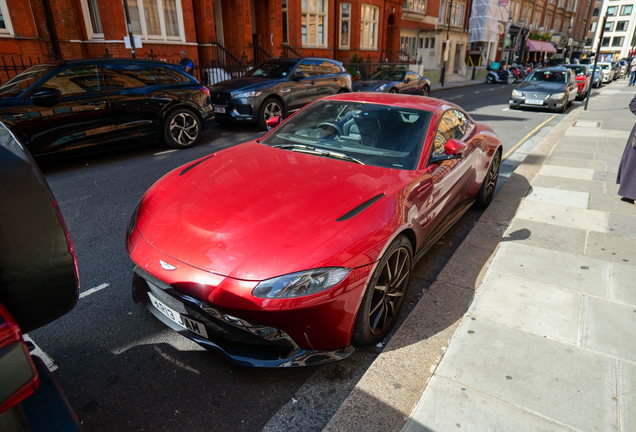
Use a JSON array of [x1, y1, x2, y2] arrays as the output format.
[[584, 13, 608, 110], [440, 0, 454, 86], [122, 0, 137, 58]]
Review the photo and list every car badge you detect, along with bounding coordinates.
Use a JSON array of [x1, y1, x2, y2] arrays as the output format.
[[216, 94, 220, 99], [160, 260, 177, 271]]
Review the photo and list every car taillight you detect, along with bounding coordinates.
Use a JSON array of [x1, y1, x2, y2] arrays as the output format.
[[0, 302, 39, 414], [200, 86, 211, 105]]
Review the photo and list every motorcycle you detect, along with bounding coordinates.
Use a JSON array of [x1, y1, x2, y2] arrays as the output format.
[[486, 68, 515, 84]]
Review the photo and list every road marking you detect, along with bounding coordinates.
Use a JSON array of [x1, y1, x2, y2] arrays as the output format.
[[154, 149, 179, 155], [489, 88, 494, 91], [23, 335, 58, 372], [79, 283, 110, 299], [503, 114, 557, 160], [457, 94, 463, 98], [502, 108, 510, 111], [475, 91, 480, 93]]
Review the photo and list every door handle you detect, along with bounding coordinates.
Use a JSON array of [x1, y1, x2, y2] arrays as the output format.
[[154, 94, 168, 98], [88, 101, 105, 106]]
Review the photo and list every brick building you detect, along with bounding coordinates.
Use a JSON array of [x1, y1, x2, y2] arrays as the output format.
[[0, 0, 410, 67]]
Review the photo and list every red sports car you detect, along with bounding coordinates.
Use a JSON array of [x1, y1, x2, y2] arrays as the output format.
[[126, 93, 502, 367]]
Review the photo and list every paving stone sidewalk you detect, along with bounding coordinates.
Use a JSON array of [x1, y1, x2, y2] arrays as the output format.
[[405, 83, 636, 431]]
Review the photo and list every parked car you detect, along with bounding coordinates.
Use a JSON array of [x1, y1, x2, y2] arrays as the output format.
[[592, 65, 604, 88], [0, 59, 213, 156], [563, 64, 591, 100], [611, 60, 623, 79], [126, 92, 503, 367], [208, 58, 351, 130], [598, 62, 615, 83], [509, 67, 578, 112], [352, 69, 431, 96], [0, 121, 81, 430]]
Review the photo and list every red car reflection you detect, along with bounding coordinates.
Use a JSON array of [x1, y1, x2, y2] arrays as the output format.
[[126, 93, 503, 367]]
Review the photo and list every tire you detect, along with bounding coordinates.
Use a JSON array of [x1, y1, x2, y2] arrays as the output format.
[[164, 108, 201, 149], [506, 75, 515, 85], [258, 97, 284, 130], [352, 235, 413, 346], [486, 76, 493, 84], [474, 149, 501, 209], [389, 88, 399, 93], [421, 85, 430, 97]]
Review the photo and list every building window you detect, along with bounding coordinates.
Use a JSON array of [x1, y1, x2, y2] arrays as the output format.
[[451, 3, 465, 26], [302, 0, 327, 47], [558, 0, 564, 8], [339, 3, 350, 49], [605, 21, 614, 31], [126, 0, 184, 41], [607, 6, 617, 16], [439, 0, 446, 23], [0, 0, 14, 35], [616, 21, 628, 31], [546, 13, 552, 29], [589, 22, 596, 32], [282, 0, 289, 44], [620, 5, 633, 15], [403, 0, 426, 13], [360, 4, 379, 49], [80, 0, 103, 39], [601, 36, 610, 46], [592, 7, 599, 16], [585, 37, 593, 46], [401, 36, 417, 57], [612, 36, 624, 46]]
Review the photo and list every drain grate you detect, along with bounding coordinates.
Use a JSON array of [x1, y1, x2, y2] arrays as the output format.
[[573, 120, 601, 128]]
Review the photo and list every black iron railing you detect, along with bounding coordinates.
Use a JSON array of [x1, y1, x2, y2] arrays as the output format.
[[281, 43, 303, 58], [342, 62, 410, 80], [0, 57, 45, 84]]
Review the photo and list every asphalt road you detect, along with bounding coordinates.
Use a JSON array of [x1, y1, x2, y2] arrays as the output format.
[[29, 82, 598, 432]]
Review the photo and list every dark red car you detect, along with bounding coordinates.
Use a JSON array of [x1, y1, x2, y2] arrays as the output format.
[[126, 93, 502, 367], [563, 64, 591, 100]]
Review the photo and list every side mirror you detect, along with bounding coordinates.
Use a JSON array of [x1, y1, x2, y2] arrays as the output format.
[[290, 72, 306, 81], [266, 116, 282, 131], [430, 139, 468, 163]]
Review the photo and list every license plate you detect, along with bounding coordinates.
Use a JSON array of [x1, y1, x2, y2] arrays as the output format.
[[213, 106, 226, 113], [148, 292, 208, 338], [526, 99, 544, 105]]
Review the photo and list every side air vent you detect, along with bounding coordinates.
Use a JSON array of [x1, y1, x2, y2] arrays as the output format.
[[336, 193, 385, 222], [179, 154, 214, 176]]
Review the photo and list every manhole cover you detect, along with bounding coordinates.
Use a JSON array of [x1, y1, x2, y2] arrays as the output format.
[[573, 121, 601, 128]]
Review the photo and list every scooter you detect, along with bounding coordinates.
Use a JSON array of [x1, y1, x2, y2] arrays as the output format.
[[486, 68, 515, 84]]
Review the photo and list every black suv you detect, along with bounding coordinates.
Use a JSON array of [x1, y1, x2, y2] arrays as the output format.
[[0, 59, 213, 156], [209, 58, 351, 129]]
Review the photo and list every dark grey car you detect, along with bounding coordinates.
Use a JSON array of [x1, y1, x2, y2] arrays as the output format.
[[209, 58, 352, 130], [509, 67, 578, 113], [352, 69, 431, 96]]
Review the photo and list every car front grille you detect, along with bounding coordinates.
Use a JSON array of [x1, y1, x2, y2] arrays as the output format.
[[210, 92, 231, 104]]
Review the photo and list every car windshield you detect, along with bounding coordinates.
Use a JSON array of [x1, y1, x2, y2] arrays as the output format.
[[0, 65, 56, 98], [244, 60, 298, 79], [526, 70, 567, 83], [599, 64, 610, 70], [261, 100, 433, 170], [370, 70, 406, 81], [566, 65, 586, 76]]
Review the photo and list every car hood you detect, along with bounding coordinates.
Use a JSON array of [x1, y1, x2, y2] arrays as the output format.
[[352, 80, 394, 91], [516, 82, 567, 93], [208, 77, 280, 93], [136, 142, 414, 281]]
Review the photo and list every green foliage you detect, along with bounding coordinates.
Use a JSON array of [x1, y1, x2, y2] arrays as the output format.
[[346, 65, 359, 78], [349, 53, 365, 64], [529, 32, 552, 41]]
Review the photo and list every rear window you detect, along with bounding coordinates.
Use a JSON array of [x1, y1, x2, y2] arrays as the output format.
[[566, 65, 586, 76], [0, 65, 56, 98]]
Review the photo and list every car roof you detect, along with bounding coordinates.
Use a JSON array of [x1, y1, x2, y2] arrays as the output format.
[[320, 92, 447, 112], [32, 58, 180, 67]]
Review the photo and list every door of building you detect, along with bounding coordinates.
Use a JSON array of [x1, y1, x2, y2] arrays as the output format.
[[454, 44, 463, 73]]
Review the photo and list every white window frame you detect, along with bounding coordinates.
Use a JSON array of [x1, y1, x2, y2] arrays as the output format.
[[339, 2, 351, 49], [589, 21, 596, 32], [403, 0, 426, 14], [126, 0, 186, 42], [439, 0, 446, 23], [302, 0, 328, 48], [607, 6, 618, 16], [80, 0, 104, 39], [620, 5, 633, 15], [360, 4, 379, 50], [0, 0, 15, 36], [451, 3, 465, 27], [616, 20, 628, 31]]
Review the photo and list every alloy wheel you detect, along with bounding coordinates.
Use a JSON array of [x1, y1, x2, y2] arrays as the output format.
[[484, 152, 501, 203], [368, 246, 411, 336], [263, 101, 282, 122], [170, 112, 199, 146], [422, 86, 430, 97]]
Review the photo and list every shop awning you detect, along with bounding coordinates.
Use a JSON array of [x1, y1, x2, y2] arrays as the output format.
[[525, 39, 557, 53]]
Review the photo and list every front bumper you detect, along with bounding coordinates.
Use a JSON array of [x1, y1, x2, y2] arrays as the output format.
[[212, 95, 267, 123], [509, 96, 566, 111]]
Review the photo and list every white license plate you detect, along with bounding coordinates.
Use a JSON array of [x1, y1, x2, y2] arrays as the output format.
[[526, 99, 544, 105], [213, 106, 226, 113], [148, 292, 208, 338]]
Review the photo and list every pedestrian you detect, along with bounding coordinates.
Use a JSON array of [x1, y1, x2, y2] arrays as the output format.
[[617, 93, 636, 205], [629, 57, 636, 85], [178, 50, 193, 73]]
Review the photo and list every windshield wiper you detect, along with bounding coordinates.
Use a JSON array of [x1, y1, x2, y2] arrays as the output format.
[[273, 144, 365, 165]]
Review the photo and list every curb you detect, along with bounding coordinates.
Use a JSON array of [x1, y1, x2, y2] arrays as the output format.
[[430, 80, 485, 92], [322, 104, 586, 432]]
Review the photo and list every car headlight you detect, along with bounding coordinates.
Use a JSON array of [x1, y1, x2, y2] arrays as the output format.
[[511, 90, 523, 97], [252, 267, 350, 299], [127, 201, 140, 235], [549, 93, 566, 99], [376, 84, 387, 91], [234, 91, 262, 98]]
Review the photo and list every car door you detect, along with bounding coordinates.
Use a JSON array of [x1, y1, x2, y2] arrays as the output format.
[[19, 64, 111, 155], [422, 109, 474, 232], [288, 60, 317, 110], [312, 60, 340, 98], [102, 63, 158, 140], [568, 71, 577, 102], [401, 72, 421, 94]]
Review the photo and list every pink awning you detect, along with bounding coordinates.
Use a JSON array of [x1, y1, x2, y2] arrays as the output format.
[[525, 39, 557, 53]]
